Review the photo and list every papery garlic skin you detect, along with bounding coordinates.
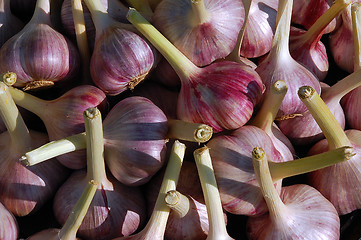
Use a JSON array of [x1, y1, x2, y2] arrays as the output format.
[[207, 126, 283, 216], [0, 201, 18, 240], [153, 0, 244, 66], [329, 5, 354, 73], [289, 26, 329, 81], [308, 129, 361, 215], [103, 96, 168, 186], [240, 0, 278, 58], [91, 27, 154, 95], [342, 87, 361, 131], [177, 62, 264, 133], [0, 23, 80, 88], [292, 0, 336, 34], [0, 130, 68, 217], [257, 56, 321, 118], [247, 184, 340, 240], [53, 170, 146, 240]]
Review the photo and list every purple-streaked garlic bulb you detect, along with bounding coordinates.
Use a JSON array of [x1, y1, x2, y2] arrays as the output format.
[[329, 3, 354, 73], [127, 9, 264, 133], [240, 0, 278, 58], [61, 0, 128, 49], [292, 0, 337, 34], [0, 82, 68, 217], [278, 68, 361, 146], [8, 83, 107, 169], [207, 123, 351, 216], [0, 0, 80, 90], [0, 0, 24, 47], [83, 0, 155, 96], [54, 108, 146, 240], [152, 0, 244, 67], [247, 147, 340, 240], [207, 125, 284, 216], [249, 80, 295, 162], [27, 180, 97, 240], [298, 85, 361, 215], [114, 140, 186, 240], [102, 96, 168, 186], [146, 161, 226, 239], [289, 0, 351, 81], [22, 96, 168, 186], [256, 0, 321, 119], [0, 201, 18, 240]]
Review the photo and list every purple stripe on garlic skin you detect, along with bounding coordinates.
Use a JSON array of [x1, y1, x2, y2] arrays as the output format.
[[102, 96, 168, 186], [8, 84, 108, 169], [177, 61, 264, 133], [247, 147, 340, 240], [127, 8, 264, 133], [329, 4, 354, 73], [90, 27, 154, 95], [256, 0, 322, 118], [0, 24, 80, 89], [0, 201, 18, 240], [246, 184, 340, 240], [291, 0, 336, 34], [152, 0, 244, 67]]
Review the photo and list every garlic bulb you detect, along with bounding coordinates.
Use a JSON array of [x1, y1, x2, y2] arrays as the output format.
[[0, 0, 80, 90], [0, 201, 18, 240], [152, 0, 244, 66], [247, 147, 340, 240]]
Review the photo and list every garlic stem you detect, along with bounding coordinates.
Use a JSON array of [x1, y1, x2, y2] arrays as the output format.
[[190, 0, 210, 25], [164, 190, 191, 218], [250, 80, 287, 133], [167, 119, 213, 143], [299, 0, 351, 46], [298, 86, 351, 149], [83, 0, 115, 36], [321, 68, 361, 101], [31, 0, 52, 25], [271, 0, 293, 58], [226, 0, 252, 62], [20, 133, 86, 166], [123, 140, 186, 239], [126, 8, 199, 80], [71, 0, 91, 84], [353, 2, 361, 71], [1, 72, 17, 86], [252, 147, 289, 223], [58, 180, 98, 240], [0, 82, 32, 152], [194, 146, 233, 240], [84, 108, 106, 183], [6, 85, 47, 117], [269, 146, 354, 181]]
